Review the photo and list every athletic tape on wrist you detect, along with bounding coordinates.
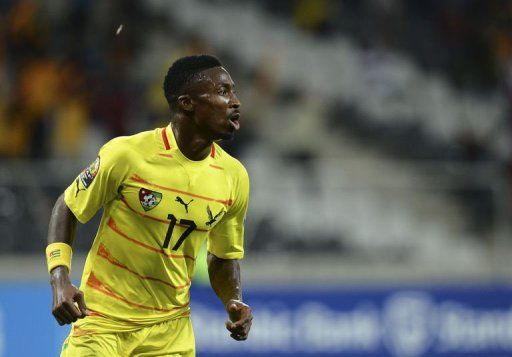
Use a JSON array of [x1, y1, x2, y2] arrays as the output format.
[[46, 243, 72, 275]]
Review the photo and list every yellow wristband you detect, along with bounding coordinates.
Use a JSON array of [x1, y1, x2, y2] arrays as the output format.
[[46, 243, 72, 275]]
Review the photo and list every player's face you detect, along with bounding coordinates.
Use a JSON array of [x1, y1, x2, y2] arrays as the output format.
[[190, 67, 241, 140]]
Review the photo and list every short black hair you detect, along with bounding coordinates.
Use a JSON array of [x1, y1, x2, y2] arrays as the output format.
[[163, 55, 222, 110]]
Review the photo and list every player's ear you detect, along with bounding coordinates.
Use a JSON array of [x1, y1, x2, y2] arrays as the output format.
[[177, 94, 194, 112]]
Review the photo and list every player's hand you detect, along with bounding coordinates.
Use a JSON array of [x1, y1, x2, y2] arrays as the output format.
[[225, 299, 253, 341], [50, 266, 90, 325]]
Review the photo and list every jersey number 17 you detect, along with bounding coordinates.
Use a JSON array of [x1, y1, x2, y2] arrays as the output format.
[[162, 214, 197, 251]]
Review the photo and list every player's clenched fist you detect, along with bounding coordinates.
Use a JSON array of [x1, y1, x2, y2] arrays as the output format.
[[225, 299, 253, 341], [50, 266, 90, 325]]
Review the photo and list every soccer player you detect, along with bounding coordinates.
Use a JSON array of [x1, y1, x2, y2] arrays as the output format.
[[46, 55, 253, 356]]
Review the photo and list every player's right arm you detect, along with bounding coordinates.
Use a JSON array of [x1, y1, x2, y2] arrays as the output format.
[[47, 194, 89, 325], [46, 139, 131, 325]]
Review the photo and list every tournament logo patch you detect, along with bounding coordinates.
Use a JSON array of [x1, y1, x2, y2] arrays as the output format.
[[139, 188, 162, 211], [80, 156, 100, 189]]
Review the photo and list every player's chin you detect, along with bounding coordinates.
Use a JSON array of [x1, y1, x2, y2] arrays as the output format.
[[218, 131, 235, 141], [215, 126, 236, 141]]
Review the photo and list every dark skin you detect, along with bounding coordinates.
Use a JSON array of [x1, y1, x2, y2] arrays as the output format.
[[48, 195, 89, 326], [48, 66, 252, 340]]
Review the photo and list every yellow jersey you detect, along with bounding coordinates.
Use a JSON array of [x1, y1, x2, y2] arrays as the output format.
[[64, 125, 249, 333]]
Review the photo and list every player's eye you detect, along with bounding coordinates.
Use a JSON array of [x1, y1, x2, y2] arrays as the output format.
[[218, 88, 228, 95]]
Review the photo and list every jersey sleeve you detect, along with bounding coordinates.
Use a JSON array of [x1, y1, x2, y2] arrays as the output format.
[[207, 164, 249, 260], [64, 139, 130, 224]]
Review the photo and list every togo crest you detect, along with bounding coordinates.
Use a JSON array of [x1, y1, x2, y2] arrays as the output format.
[[139, 188, 162, 211]]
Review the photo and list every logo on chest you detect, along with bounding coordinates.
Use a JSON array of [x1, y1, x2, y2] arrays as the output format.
[[139, 188, 162, 211], [206, 204, 225, 226], [175, 196, 194, 213]]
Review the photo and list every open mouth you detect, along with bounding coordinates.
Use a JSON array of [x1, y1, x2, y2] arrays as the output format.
[[228, 113, 241, 130]]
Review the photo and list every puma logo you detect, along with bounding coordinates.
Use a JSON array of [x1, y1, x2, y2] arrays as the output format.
[[206, 205, 224, 226], [75, 178, 86, 197], [176, 196, 194, 213]]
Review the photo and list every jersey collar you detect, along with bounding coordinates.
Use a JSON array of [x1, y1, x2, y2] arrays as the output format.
[[162, 124, 216, 163]]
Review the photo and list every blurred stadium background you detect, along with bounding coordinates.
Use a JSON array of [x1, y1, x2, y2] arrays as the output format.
[[1, 0, 512, 356]]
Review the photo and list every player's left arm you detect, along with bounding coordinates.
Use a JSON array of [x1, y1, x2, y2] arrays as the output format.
[[208, 253, 252, 341], [206, 163, 252, 340]]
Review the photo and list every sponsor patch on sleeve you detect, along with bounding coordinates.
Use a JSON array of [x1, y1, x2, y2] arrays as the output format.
[[79, 156, 100, 189]]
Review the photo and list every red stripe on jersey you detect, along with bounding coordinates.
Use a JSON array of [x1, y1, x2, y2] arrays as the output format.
[[86, 272, 189, 312], [72, 325, 96, 337], [86, 308, 148, 327], [158, 153, 174, 158], [107, 217, 195, 260], [210, 144, 216, 158], [119, 197, 207, 232], [176, 310, 191, 319], [130, 174, 233, 207], [86, 308, 107, 318], [97, 244, 191, 289], [161, 127, 171, 150], [209, 164, 224, 170], [121, 196, 169, 224]]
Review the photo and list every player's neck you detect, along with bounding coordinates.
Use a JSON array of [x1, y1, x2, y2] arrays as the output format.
[[170, 119, 212, 161]]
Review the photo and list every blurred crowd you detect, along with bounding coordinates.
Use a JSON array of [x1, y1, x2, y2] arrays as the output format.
[[2, 0, 511, 163], [260, 0, 512, 159], [252, 0, 512, 224], [0, 0, 141, 158], [258, 0, 509, 91], [0, 0, 206, 159]]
